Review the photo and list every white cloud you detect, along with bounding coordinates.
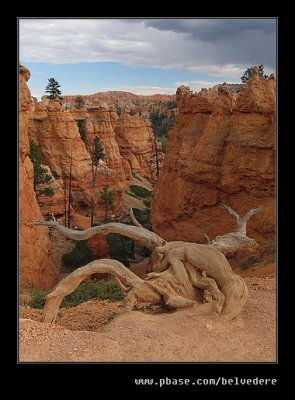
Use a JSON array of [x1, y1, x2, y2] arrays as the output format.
[[31, 93, 42, 101], [19, 19, 276, 79]]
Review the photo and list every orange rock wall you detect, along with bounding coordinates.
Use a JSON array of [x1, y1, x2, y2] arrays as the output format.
[[19, 65, 56, 289], [151, 72, 275, 258], [114, 112, 155, 178]]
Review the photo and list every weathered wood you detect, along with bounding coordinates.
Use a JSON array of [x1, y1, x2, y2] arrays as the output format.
[[34, 220, 166, 250], [35, 205, 261, 323], [209, 204, 263, 256]]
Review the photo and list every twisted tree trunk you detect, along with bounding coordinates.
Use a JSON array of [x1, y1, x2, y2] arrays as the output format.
[[34, 205, 262, 323]]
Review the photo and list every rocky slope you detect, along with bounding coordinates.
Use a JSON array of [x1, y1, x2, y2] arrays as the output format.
[[151, 70, 275, 264], [19, 65, 56, 289]]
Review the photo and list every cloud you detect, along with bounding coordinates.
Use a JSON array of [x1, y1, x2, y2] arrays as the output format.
[[31, 93, 42, 101], [19, 18, 276, 78], [144, 19, 275, 41]]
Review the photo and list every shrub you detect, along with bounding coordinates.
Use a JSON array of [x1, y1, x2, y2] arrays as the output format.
[[166, 101, 176, 109], [241, 65, 268, 83], [133, 207, 150, 228], [240, 256, 258, 270], [149, 111, 175, 138], [107, 234, 132, 266], [60, 281, 124, 307], [76, 120, 87, 143], [74, 96, 85, 109], [41, 187, 54, 197], [129, 185, 151, 198], [27, 289, 48, 309], [61, 241, 93, 272], [143, 199, 151, 208], [27, 281, 124, 309], [29, 140, 53, 192]]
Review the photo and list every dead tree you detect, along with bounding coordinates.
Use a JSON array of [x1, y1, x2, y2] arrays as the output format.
[[34, 205, 262, 323]]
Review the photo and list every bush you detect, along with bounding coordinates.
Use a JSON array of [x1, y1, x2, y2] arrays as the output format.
[[29, 139, 53, 192], [149, 111, 175, 138], [61, 241, 93, 272], [40, 187, 54, 197], [27, 289, 48, 309], [60, 281, 124, 307], [166, 101, 176, 110], [107, 234, 132, 266], [27, 281, 124, 309], [76, 120, 87, 143], [143, 199, 151, 208], [129, 185, 151, 198], [241, 65, 268, 83], [133, 207, 151, 229], [240, 256, 258, 270]]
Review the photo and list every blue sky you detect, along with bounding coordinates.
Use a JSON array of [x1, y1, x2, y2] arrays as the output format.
[[19, 18, 276, 99]]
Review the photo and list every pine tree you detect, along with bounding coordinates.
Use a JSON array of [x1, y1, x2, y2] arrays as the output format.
[[45, 78, 62, 100], [29, 140, 53, 196], [241, 65, 268, 83], [100, 185, 115, 221], [74, 96, 85, 109], [90, 137, 105, 226]]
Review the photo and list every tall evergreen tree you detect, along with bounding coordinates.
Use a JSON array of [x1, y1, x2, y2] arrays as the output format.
[[45, 78, 62, 100], [90, 137, 105, 226], [100, 185, 115, 221], [29, 140, 53, 195]]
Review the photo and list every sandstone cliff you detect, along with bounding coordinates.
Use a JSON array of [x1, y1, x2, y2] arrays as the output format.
[[114, 111, 156, 179], [60, 91, 176, 119], [29, 103, 126, 223], [19, 65, 56, 289], [151, 71, 275, 263]]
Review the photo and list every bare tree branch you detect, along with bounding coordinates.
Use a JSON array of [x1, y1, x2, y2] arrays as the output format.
[[222, 204, 263, 236], [129, 207, 143, 228], [203, 234, 211, 244], [207, 204, 264, 256], [33, 219, 166, 250]]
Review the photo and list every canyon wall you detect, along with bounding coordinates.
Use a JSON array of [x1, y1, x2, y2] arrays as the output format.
[[19, 65, 57, 289], [29, 103, 126, 223], [151, 71, 275, 262], [114, 111, 156, 178], [59, 91, 176, 118]]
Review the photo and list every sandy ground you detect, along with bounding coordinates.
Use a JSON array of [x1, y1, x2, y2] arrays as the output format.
[[19, 276, 276, 362]]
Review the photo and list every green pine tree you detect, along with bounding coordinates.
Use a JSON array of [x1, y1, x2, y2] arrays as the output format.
[[90, 136, 105, 226], [241, 65, 268, 83], [100, 185, 115, 221], [45, 78, 62, 100], [29, 140, 53, 196], [74, 96, 85, 109]]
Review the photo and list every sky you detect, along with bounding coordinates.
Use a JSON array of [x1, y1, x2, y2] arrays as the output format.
[[19, 18, 276, 99]]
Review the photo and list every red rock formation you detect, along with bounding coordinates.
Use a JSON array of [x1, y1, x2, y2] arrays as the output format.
[[60, 91, 176, 118], [114, 111, 156, 178], [151, 71, 275, 262], [19, 65, 56, 289], [29, 103, 126, 223]]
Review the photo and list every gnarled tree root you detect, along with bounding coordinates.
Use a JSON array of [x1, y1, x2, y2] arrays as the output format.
[[42, 259, 162, 323]]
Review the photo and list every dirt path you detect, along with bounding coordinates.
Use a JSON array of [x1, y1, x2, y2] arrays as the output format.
[[19, 277, 276, 362]]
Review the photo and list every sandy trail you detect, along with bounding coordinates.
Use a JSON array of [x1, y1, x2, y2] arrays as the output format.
[[19, 277, 276, 362]]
